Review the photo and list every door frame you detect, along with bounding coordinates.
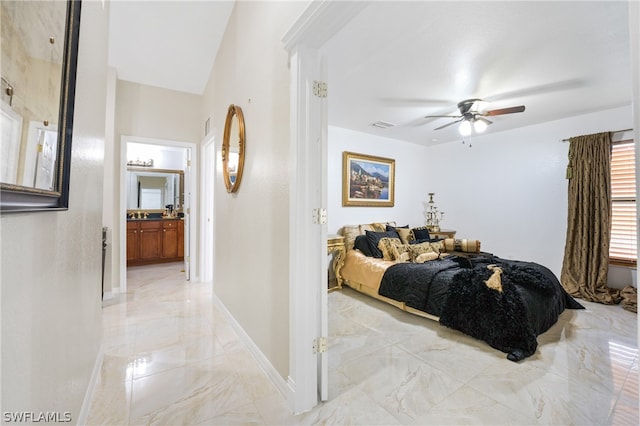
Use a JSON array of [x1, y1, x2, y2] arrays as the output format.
[[118, 135, 199, 292], [200, 134, 216, 285], [282, 0, 369, 413]]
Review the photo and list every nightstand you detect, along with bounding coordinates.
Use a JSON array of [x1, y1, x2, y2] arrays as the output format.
[[327, 235, 346, 292], [430, 229, 456, 239]]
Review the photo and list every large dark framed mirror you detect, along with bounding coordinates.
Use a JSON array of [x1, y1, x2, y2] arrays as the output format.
[[221, 104, 245, 193], [0, 0, 82, 212]]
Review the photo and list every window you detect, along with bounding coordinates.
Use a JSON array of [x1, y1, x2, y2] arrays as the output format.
[[610, 140, 637, 266]]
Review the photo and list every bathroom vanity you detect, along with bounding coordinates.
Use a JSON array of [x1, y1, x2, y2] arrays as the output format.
[[127, 218, 184, 266]]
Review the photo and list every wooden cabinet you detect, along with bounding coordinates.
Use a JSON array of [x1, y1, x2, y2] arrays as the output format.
[[140, 220, 162, 260], [162, 220, 179, 259], [126, 221, 140, 262], [127, 219, 184, 266]]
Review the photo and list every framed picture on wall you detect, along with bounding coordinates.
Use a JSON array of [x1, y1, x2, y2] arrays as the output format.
[[342, 151, 395, 207]]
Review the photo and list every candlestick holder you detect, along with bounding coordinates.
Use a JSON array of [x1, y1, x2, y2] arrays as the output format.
[[424, 192, 444, 232]]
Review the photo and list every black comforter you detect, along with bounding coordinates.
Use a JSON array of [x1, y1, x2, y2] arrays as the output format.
[[378, 255, 584, 361]]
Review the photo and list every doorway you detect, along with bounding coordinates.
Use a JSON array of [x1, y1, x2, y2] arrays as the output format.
[[118, 135, 199, 293]]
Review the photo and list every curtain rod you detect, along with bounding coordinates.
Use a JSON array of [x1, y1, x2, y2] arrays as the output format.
[[561, 128, 633, 142]]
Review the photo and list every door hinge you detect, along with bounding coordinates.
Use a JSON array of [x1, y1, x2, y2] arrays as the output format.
[[313, 337, 328, 354], [313, 80, 327, 98], [313, 208, 327, 225], [187, 160, 191, 167]]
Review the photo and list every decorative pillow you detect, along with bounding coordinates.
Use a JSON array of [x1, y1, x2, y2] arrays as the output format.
[[397, 251, 410, 263], [392, 242, 411, 262], [341, 225, 361, 250], [386, 225, 412, 244], [365, 230, 401, 258], [410, 226, 431, 242], [377, 237, 403, 261], [410, 238, 431, 244], [443, 238, 481, 253], [396, 228, 413, 244], [415, 252, 440, 263], [354, 235, 375, 257], [408, 240, 444, 262], [430, 240, 444, 253], [360, 222, 387, 234]]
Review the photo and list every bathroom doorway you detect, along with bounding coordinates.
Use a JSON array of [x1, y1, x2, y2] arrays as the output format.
[[119, 135, 198, 293]]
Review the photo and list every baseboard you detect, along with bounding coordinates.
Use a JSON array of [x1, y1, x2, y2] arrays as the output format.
[[76, 344, 103, 426], [211, 294, 290, 405]]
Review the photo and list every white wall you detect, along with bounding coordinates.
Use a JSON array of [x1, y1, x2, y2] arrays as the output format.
[[327, 126, 430, 234], [108, 80, 202, 285], [1, 1, 109, 420], [115, 80, 202, 143], [202, 0, 308, 380]]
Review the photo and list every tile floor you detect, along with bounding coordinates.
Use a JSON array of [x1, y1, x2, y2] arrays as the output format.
[[87, 262, 638, 425]]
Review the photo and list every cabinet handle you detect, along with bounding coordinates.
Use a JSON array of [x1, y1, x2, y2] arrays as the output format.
[[140, 230, 143, 233], [164, 229, 166, 232]]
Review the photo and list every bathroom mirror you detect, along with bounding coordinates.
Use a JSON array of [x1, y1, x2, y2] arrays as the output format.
[[0, 0, 81, 212], [222, 104, 245, 193], [126, 168, 184, 211]]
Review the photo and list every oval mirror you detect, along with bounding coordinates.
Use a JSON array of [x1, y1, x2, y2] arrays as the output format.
[[222, 104, 245, 193]]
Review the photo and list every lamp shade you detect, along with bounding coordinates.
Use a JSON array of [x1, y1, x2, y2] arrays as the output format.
[[473, 119, 488, 133], [459, 120, 472, 136]]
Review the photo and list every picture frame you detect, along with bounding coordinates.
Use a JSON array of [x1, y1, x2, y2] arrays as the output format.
[[342, 151, 395, 207]]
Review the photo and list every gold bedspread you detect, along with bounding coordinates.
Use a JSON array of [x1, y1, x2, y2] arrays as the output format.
[[340, 249, 440, 321], [341, 249, 394, 292]]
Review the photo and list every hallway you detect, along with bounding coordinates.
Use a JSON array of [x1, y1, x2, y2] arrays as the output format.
[[87, 263, 291, 424]]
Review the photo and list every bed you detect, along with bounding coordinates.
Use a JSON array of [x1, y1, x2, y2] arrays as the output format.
[[339, 222, 584, 362]]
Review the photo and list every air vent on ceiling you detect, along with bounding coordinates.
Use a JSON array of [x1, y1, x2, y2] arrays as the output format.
[[372, 121, 395, 129]]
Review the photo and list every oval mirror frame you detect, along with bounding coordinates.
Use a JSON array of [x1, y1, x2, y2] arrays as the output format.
[[222, 104, 245, 193]]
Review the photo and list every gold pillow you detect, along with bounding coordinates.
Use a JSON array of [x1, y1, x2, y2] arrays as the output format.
[[341, 225, 361, 250], [392, 242, 411, 262], [443, 238, 481, 253], [408, 241, 444, 262], [360, 221, 395, 234], [415, 252, 439, 263], [378, 237, 403, 261], [396, 228, 413, 244]]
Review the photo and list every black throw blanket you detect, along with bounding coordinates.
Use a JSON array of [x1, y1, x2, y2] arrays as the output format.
[[378, 256, 584, 361]]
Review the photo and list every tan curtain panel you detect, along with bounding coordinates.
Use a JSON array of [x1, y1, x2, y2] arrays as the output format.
[[561, 132, 621, 304]]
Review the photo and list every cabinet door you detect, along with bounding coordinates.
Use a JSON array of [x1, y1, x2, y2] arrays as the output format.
[[162, 222, 179, 258], [126, 223, 139, 261], [178, 221, 184, 258], [139, 222, 162, 260]]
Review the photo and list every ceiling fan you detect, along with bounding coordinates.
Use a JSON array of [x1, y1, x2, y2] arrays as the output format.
[[426, 98, 525, 135]]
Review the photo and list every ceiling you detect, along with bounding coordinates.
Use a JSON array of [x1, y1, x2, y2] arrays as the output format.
[[108, 1, 234, 94], [108, 1, 631, 146]]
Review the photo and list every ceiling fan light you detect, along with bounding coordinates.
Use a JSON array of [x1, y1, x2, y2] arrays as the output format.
[[473, 119, 488, 133], [459, 120, 472, 136]]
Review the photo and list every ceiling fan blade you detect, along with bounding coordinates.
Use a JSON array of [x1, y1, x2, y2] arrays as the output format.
[[425, 114, 461, 119], [483, 105, 525, 116], [434, 118, 463, 131], [476, 116, 492, 125]]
